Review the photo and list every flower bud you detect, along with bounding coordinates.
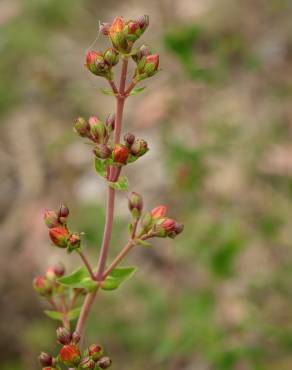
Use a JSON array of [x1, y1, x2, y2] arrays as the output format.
[[135, 54, 159, 81], [68, 233, 81, 251], [80, 357, 96, 369], [88, 343, 104, 361], [42, 367, 57, 370], [132, 44, 151, 63], [103, 47, 119, 67], [53, 262, 65, 277], [58, 204, 69, 218], [130, 138, 148, 157], [109, 16, 130, 54], [49, 227, 69, 248], [155, 218, 184, 238], [39, 352, 53, 367], [124, 20, 141, 42], [33, 276, 52, 296], [128, 192, 143, 219], [97, 356, 112, 369], [99, 22, 111, 36], [105, 113, 115, 132], [89, 116, 106, 143], [124, 132, 135, 147], [56, 327, 72, 345], [85, 50, 111, 79], [136, 15, 149, 33], [168, 222, 184, 238], [151, 205, 167, 219], [140, 211, 152, 232], [59, 344, 81, 367], [113, 144, 129, 164], [93, 144, 111, 159], [74, 117, 90, 137], [72, 331, 81, 344], [44, 210, 59, 229], [46, 266, 57, 281]]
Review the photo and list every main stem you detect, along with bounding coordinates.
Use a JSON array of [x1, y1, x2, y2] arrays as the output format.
[[72, 58, 129, 345]]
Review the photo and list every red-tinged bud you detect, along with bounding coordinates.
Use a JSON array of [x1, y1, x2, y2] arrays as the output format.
[[113, 144, 129, 164], [155, 218, 184, 238], [33, 276, 52, 296], [130, 138, 148, 157], [59, 344, 81, 367], [125, 20, 141, 42], [58, 204, 69, 218], [88, 343, 104, 361], [80, 357, 96, 369], [128, 192, 143, 219], [135, 54, 159, 81], [151, 205, 167, 219], [72, 331, 81, 344], [93, 144, 111, 159], [44, 210, 59, 229], [53, 262, 65, 277], [161, 218, 176, 231], [74, 117, 90, 138], [42, 367, 57, 370], [168, 222, 184, 238], [39, 352, 53, 367], [109, 17, 130, 54], [97, 356, 112, 369], [105, 113, 115, 132], [89, 116, 106, 143], [49, 227, 69, 248], [57, 327, 72, 345], [136, 15, 149, 32], [132, 44, 151, 63], [46, 266, 56, 281], [85, 50, 111, 79], [103, 47, 119, 67], [68, 233, 81, 251], [99, 22, 111, 36], [124, 132, 135, 147]]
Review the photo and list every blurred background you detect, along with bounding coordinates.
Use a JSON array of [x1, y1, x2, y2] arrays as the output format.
[[1, 0, 292, 369]]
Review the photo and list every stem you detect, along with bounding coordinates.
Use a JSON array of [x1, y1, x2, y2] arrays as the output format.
[[125, 80, 136, 96], [108, 79, 118, 95], [75, 290, 98, 336], [77, 250, 95, 280]]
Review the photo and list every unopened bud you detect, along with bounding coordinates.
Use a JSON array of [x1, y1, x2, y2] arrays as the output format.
[[59, 344, 81, 367], [136, 15, 150, 32], [128, 192, 143, 219], [74, 117, 90, 137], [151, 205, 167, 219], [105, 113, 115, 132], [85, 50, 111, 79], [132, 44, 151, 63], [155, 218, 183, 238], [93, 144, 111, 159], [124, 132, 135, 147], [56, 327, 72, 345], [135, 54, 159, 81], [113, 144, 129, 164], [68, 233, 81, 251], [109, 16, 130, 54], [33, 276, 52, 296], [42, 367, 57, 370], [130, 138, 148, 157], [49, 227, 69, 248], [39, 352, 53, 367], [88, 343, 104, 361], [99, 22, 111, 36], [103, 48, 119, 67], [53, 262, 65, 277], [58, 204, 69, 218], [44, 210, 59, 229], [46, 266, 56, 281], [80, 357, 96, 369], [89, 116, 106, 143], [97, 356, 112, 369]]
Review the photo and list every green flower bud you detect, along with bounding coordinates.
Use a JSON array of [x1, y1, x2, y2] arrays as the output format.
[[74, 117, 90, 137], [89, 116, 106, 143], [103, 47, 119, 67]]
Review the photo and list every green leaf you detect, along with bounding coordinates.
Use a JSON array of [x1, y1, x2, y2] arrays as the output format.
[[108, 176, 129, 191], [100, 88, 116, 96], [95, 158, 107, 178], [44, 310, 63, 321], [101, 266, 136, 291], [136, 239, 152, 247], [68, 307, 82, 321], [129, 86, 146, 96], [58, 267, 98, 292]]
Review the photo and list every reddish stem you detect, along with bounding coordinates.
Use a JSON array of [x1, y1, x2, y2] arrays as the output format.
[[125, 80, 136, 96], [108, 79, 118, 95], [78, 250, 95, 280]]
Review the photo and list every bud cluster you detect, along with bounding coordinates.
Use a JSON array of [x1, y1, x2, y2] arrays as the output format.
[[39, 327, 111, 370], [44, 205, 81, 252], [33, 263, 65, 297], [85, 48, 119, 79], [132, 44, 159, 81]]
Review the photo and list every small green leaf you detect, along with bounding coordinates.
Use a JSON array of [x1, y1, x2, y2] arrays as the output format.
[[128, 222, 133, 235], [58, 267, 98, 292], [95, 158, 107, 178], [100, 88, 116, 96], [129, 86, 146, 96], [101, 266, 136, 291], [108, 176, 129, 191], [44, 310, 63, 321], [68, 307, 82, 321], [136, 239, 152, 247]]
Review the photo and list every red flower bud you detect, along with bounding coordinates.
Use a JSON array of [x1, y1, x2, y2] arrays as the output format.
[[130, 138, 148, 157], [135, 54, 159, 81], [136, 15, 150, 32], [59, 344, 81, 367], [93, 144, 111, 159], [156, 218, 184, 238], [53, 262, 65, 277], [89, 116, 106, 143], [128, 192, 143, 219], [99, 22, 111, 36], [85, 50, 111, 78], [132, 44, 151, 63], [44, 210, 59, 229], [88, 343, 104, 361], [113, 144, 129, 164], [56, 327, 72, 345], [80, 357, 96, 369], [74, 117, 90, 137], [49, 227, 69, 248], [33, 276, 52, 296], [68, 233, 81, 251], [124, 132, 135, 147], [58, 204, 69, 218], [109, 17, 130, 54], [161, 218, 176, 231], [110, 16, 125, 35], [97, 356, 112, 369], [151, 205, 167, 219], [39, 352, 53, 367]]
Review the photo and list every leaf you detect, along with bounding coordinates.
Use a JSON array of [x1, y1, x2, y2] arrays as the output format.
[[68, 307, 82, 321], [101, 266, 136, 291], [100, 88, 116, 96], [44, 310, 63, 321], [95, 158, 107, 178], [129, 86, 146, 96], [136, 239, 152, 247], [58, 267, 98, 292], [108, 176, 129, 191]]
